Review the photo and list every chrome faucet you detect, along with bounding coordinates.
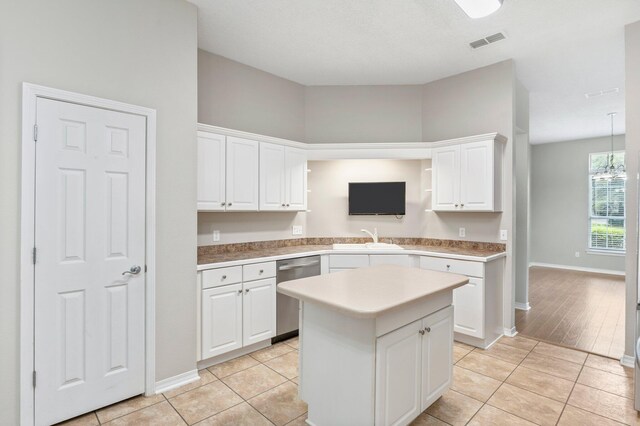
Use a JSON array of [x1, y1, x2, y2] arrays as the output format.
[[361, 228, 378, 244]]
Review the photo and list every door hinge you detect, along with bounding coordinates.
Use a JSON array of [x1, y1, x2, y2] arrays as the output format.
[[33, 124, 38, 142], [32, 371, 36, 388], [32, 247, 37, 264]]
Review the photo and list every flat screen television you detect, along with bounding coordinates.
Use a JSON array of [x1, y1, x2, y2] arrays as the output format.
[[348, 182, 406, 215]]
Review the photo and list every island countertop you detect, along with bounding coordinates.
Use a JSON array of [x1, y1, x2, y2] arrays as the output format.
[[277, 264, 468, 319]]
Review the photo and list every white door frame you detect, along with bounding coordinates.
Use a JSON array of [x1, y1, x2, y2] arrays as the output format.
[[19, 83, 157, 425]]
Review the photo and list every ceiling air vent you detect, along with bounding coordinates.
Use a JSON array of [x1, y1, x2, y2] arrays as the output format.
[[469, 32, 506, 49]]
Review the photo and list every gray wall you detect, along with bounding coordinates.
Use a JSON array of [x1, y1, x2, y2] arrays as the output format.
[[530, 136, 626, 273], [304, 85, 423, 143], [0, 1, 198, 423], [515, 81, 531, 308], [625, 21, 640, 360], [305, 160, 427, 238], [422, 60, 517, 332], [198, 50, 306, 141]]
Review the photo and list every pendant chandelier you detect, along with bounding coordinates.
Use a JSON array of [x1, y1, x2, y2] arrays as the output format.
[[592, 112, 626, 181]]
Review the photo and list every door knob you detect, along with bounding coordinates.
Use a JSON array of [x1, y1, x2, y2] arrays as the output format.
[[122, 265, 142, 276]]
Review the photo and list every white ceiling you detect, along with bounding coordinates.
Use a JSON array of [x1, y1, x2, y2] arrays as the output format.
[[190, 0, 640, 144]]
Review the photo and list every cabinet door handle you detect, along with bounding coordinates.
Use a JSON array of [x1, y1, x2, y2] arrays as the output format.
[[425, 327, 431, 333], [460, 203, 464, 207], [454, 204, 459, 208], [281, 203, 286, 207], [245, 289, 250, 293], [228, 202, 233, 207], [221, 202, 226, 206], [286, 203, 290, 207], [419, 329, 425, 335], [221, 275, 227, 280], [259, 269, 264, 274], [237, 289, 242, 295], [446, 265, 451, 271]]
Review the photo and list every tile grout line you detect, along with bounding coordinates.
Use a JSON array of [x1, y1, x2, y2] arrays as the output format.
[[463, 340, 544, 426], [94, 396, 167, 425], [555, 360, 587, 426]]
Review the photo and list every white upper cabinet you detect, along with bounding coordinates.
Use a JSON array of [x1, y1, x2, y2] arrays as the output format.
[[226, 137, 259, 211], [432, 137, 503, 212], [284, 147, 307, 211], [197, 132, 226, 211], [259, 142, 307, 212], [432, 145, 460, 211], [259, 143, 286, 210]]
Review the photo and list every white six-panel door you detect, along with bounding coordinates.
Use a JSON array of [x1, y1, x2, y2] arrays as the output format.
[[226, 137, 259, 211], [197, 132, 226, 211], [34, 98, 146, 425]]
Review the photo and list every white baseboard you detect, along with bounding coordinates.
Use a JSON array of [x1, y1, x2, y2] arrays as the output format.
[[529, 262, 625, 277], [155, 369, 200, 395], [503, 327, 518, 337], [515, 302, 531, 311], [620, 354, 635, 368]]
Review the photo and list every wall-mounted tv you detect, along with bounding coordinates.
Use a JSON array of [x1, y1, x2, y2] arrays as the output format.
[[348, 182, 406, 215]]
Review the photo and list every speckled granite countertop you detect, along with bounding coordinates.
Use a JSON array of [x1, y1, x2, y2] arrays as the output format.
[[197, 238, 506, 269]]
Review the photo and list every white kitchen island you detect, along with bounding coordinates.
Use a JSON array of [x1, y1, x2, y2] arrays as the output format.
[[277, 264, 468, 426]]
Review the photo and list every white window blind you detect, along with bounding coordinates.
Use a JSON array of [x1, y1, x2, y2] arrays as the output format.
[[588, 151, 625, 252]]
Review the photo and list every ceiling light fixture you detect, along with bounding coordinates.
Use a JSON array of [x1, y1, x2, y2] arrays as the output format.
[[592, 113, 625, 181], [454, 0, 503, 19]]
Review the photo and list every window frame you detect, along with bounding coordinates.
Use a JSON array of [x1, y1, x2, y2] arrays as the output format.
[[587, 150, 626, 254]]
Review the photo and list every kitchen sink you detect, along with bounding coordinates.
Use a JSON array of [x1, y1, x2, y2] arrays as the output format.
[[332, 243, 404, 250]]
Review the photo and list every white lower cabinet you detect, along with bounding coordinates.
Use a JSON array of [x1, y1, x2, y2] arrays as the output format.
[[200, 263, 277, 360], [202, 283, 243, 359], [451, 277, 484, 338], [242, 278, 276, 346], [375, 306, 453, 426]]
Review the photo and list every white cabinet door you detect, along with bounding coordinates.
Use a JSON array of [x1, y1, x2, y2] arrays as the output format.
[[260, 142, 286, 211], [460, 141, 493, 211], [375, 320, 422, 426], [202, 284, 243, 359], [226, 136, 259, 211], [432, 146, 460, 211], [242, 278, 276, 346], [197, 132, 226, 211], [421, 306, 453, 411], [452, 277, 484, 338], [285, 147, 307, 211]]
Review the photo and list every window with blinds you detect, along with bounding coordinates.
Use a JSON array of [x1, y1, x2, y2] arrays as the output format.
[[589, 151, 625, 252]]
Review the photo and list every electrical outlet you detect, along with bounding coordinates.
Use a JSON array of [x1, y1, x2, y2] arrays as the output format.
[[213, 230, 220, 242], [575, 251, 580, 258], [500, 229, 508, 241], [292, 225, 303, 236], [459, 227, 466, 238]]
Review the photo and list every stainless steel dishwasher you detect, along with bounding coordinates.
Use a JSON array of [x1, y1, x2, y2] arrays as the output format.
[[274, 255, 321, 343]]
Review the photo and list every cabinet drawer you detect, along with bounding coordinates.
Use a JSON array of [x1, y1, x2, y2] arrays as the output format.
[[329, 254, 369, 269], [419, 256, 484, 278], [202, 266, 243, 289], [243, 261, 276, 281]]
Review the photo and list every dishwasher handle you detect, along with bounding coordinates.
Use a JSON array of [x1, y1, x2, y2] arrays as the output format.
[[278, 260, 320, 271]]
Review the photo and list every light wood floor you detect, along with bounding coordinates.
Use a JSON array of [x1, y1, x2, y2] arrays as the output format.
[[516, 266, 625, 359]]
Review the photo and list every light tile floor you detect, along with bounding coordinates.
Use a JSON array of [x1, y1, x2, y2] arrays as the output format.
[[58, 335, 639, 426]]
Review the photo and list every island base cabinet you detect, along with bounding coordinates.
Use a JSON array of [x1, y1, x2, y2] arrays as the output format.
[[375, 306, 454, 426], [202, 284, 243, 359], [375, 321, 422, 426], [421, 307, 454, 410]]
